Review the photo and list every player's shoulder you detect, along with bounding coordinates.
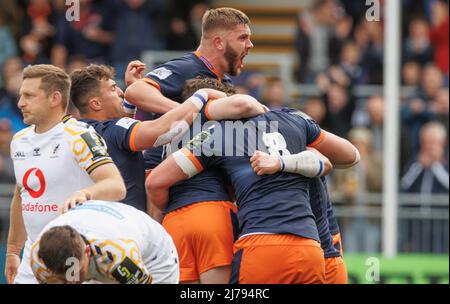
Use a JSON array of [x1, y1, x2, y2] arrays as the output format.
[[147, 53, 204, 79], [11, 125, 33, 142], [63, 116, 95, 136]]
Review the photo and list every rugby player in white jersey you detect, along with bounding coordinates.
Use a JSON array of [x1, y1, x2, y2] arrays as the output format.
[[5, 65, 127, 284], [30, 200, 179, 284]]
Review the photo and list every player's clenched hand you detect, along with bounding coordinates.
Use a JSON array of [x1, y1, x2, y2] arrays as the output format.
[[125, 60, 146, 87], [5, 254, 20, 284], [250, 151, 282, 175], [60, 190, 90, 214]]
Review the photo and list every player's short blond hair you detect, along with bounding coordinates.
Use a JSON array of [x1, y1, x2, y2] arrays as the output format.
[[201, 7, 250, 36], [23, 64, 71, 111]]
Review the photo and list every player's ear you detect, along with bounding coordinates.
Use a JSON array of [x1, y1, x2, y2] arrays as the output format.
[[89, 97, 102, 111], [213, 35, 224, 51], [49, 91, 63, 108]]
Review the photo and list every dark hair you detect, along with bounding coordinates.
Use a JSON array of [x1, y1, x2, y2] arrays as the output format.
[[70, 64, 115, 114], [38, 226, 85, 275], [181, 77, 236, 101]]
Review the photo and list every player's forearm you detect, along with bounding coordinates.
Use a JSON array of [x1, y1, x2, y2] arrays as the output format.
[[125, 81, 178, 114], [85, 164, 127, 201], [134, 91, 207, 150], [207, 94, 266, 120], [307, 147, 333, 176], [314, 131, 360, 169], [7, 187, 27, 255]]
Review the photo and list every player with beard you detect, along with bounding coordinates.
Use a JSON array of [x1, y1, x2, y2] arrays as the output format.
[[125, 7, 253, 170]]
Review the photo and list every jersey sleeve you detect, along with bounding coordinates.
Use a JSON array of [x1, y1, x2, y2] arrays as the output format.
[[92, 239, 152, 284], [143, 61, 188, 99], [65, 122, 114, 175], [111, 117, 141, 152]]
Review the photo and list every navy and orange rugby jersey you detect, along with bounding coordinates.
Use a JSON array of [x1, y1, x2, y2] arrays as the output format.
[[80, 117, 146, 211], [178, 108, 327, 241]]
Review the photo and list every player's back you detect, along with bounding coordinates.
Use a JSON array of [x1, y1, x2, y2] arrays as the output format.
[[192, 109, 325, 241], [40, 201, 178, 282]]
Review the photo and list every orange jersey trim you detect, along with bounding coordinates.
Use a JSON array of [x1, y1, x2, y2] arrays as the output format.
[[194, 51, 222, 80], [129, 122, 141, 152], [140, 77, 161, 91], [180, 147, 203, 172], [308, 130, 326, 148]]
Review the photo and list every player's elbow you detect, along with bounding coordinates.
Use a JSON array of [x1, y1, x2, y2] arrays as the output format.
[[321, 157, 333, 176], [237, 95, 262, 117], [124, 82, 143, 106], [145, 170, 164, 194], [112, 179, 127, 201], [336, 144, 361, 169]]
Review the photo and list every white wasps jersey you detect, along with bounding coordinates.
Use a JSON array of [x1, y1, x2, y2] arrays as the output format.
[[30, 201, 179, 284], [10, 116, 113, 242]]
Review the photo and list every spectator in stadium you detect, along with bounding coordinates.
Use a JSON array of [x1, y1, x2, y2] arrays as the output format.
[[19, 0, 58, 64], [167, 0, 211, 50], [429, 0, 449, 74], [401, 121, 449, 194], [320, 83, 355, 138], [401, 63, 445, 156], [400, 121, 448, 253], [51, 0, 114, 68], [337, 41, 365, 85], [0, 19, 18, 90], [402, 61, 422, 86], [402, 18, 434, 66], [302, 97, 327, 125], [260, 78, 289, 110], [353, 19, 384, 84], [5, 64, 126, 284], [0, 57, 27, 134], [353, 95, 384, 153], [0, 119, 14, 183], [295, 0, 340, 82], [331, 127, 382, 253], [429, 88, 449, 138], [109, 0, 167, 88]]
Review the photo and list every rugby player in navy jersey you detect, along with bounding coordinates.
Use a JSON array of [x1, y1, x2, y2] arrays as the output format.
[[123, 7, 255, 284], [147, 107, 359, 284], [125, 7, 253, 113], [251, 153, 349, 283], [69, 63, 264, 212]]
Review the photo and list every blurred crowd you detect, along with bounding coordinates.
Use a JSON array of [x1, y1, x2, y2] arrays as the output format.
[[0, 0, 449, 252]]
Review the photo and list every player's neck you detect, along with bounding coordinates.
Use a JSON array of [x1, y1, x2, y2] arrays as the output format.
[[34, 113, 65, 134], [196, 45, 226, 77], [80, 112, 104, 122]]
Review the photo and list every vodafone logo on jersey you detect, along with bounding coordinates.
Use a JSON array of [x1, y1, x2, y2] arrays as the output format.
[[22, 168, 46, 198]]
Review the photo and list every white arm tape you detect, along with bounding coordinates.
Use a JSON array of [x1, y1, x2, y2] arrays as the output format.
[[172, 150, 201, 178], [188, 89, 208, 111], [280, 150, 324, 178], [122, 99, 137, 114], [334, 146, 361, 169]]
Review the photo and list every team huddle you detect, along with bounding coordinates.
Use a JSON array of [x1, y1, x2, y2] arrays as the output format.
[[5, 8, 359, 284]]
